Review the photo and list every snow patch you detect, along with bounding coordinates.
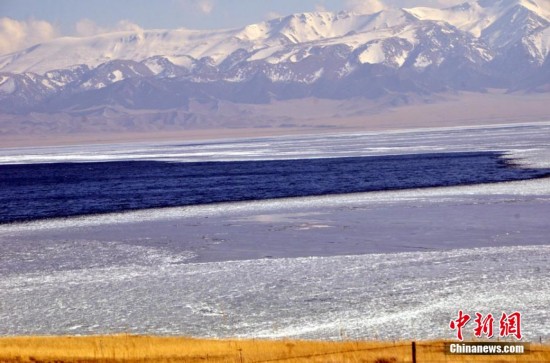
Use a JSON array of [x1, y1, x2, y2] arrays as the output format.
[[143, 59, 164, 75], [358, 42, 386, 64], [414, 54, 432, 68], [265, 69, 294, 82], [41, 79, 55, 89], [238, 24, 267, 41], [0, 77, 16, 94], [529, 27, 550, 61], [249, 46, 284, 63], [82, 80, 106, 90], [110, 70, 124, 82], [393, 50, 408, 67], [337, 62, 355, 78], [166, 56, 194, 69], [303, 68, 324, 84]]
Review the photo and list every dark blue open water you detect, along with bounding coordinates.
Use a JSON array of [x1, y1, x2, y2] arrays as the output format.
[[1, 151, 549, 224]]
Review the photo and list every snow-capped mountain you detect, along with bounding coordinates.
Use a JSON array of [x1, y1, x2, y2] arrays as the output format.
[[0, 0, 548, 125]]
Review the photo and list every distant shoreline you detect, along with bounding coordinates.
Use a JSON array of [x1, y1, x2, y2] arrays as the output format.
[[1, 91, 549, 148]]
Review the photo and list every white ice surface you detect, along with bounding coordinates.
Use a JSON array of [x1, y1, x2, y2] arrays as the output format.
[[1, 246, 549, 340]]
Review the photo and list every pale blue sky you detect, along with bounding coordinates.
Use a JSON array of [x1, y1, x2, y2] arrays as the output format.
[[1, 0, 450, 32], [1, 0, 346, 32]]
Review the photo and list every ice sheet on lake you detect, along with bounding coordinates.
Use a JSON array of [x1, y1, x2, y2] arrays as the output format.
[[1, 121, 550, 168], [1, 245, 549, 340]]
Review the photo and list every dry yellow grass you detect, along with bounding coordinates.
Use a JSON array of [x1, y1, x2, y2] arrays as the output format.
[[0, 336, 548, 363]]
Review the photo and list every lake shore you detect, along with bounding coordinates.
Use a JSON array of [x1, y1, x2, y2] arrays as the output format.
[[0, 336, 548, 363]]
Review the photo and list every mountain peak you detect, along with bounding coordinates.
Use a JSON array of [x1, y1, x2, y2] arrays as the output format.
[[477, 0, 550, 18]]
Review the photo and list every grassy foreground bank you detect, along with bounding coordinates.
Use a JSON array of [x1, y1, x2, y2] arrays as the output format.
[[0, 336, 549, 363]]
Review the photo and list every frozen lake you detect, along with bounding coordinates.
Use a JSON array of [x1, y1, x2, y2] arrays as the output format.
[[1, 122, 550, 340]]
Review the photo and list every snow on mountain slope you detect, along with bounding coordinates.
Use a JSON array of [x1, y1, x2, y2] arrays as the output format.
[[406, 0, 549, 36], [405, 0, 550, 62], [0, 28, 241, 74], [0, 1, 548, 121], [0, 10, 419, 75], [534, 26, 550, 59]]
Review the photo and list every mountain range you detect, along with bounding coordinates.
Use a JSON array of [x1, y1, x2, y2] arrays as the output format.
[[0, 0, 549, 136]]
